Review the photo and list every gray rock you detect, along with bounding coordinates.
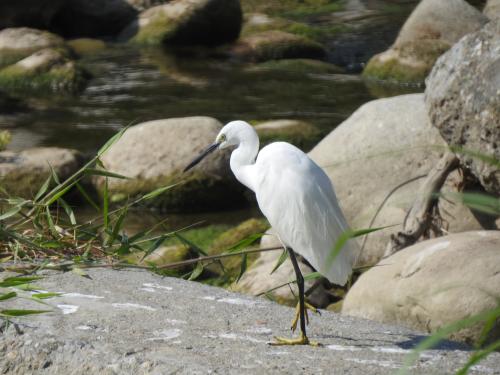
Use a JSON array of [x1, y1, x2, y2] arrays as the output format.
[[308, 94, 493, 267], [342, 231, 500, 345], [0, 0, 64, 30], [0, 147, 83, 199], [425, 21, 500, 195], [484, 0, 500, 19], [0, 27, 67, 68], [0, 48, 89, 93], [363, 0, 488, 83], [229, 30, 325, 62], [254, 119, 321, 150], [94, 117, 246, 211], [126, 0, 169, 11], [121, 0, 242, 45], [2, 267, 499, 374], [51, 0, 138, 38]]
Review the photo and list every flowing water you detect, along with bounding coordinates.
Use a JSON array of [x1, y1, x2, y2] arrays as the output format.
[[0, 2, 421, 232]]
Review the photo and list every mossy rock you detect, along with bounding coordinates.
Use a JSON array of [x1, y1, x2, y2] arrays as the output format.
[[231, 30, 325, 62], [0, 130, 11, 151], [254, 119, 322, 150], [207, 218, 269, 279], [362, 39, 450, 84], [122, 0, 242, 46], [0, 27, 69, 68], [0, 48, 89, 94], [67, 38, 107, 56]]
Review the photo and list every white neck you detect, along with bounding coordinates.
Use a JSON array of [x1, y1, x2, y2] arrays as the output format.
[[230, 130, 259, 192]]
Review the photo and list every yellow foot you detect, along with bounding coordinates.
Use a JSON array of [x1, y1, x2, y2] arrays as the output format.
[[269, 333, 321, 347], [290, 302, 320, 332]]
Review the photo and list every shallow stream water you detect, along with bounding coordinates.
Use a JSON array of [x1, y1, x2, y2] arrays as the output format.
[[0, 2, 421, 232]]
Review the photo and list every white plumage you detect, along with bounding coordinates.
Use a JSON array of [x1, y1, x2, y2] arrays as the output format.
[[215, 120, 358, 285]]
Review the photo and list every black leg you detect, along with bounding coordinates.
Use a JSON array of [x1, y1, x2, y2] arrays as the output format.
[[287, 247, 306, 337]]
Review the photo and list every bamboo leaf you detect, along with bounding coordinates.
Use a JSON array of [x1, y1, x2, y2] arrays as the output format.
[[236, 254, 248, 283], [76, 183, 100, 212], [45, 180, 78, 206], [0, 309, 51, 317], [271, 248, 288, 274], [226, 233, 264, 253], [142, 184, 178, 200], [84, 168, 129, 179], [106, 207, 128, 247], [49, 164, 61, 184], [45, 206, 58, 237], [175, 233, 208, 256], [59, 199, 76, 226], [188, 262, 204, 281], [97, 127, 128, 156], [34, 175, 52, 202], [0, 206, 22, 221], [32, 292, 62, 300], [0, 291, 17, 301], [0, 276, 42, 287]]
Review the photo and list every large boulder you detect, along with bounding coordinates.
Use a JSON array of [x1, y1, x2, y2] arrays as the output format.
[[229, 30, 325, 62], [0, 147, 83, 199], [308, 94, 495, 267], [254, 119, 321, 150], [484, 0, 500, 19], [121, 0, 242, 46], [425, 21, 500, 195], [0, 28, 68, 68], [0, 48, 89, 94], [3, 267, 497, 374], [93, 117, 246, 211], [342, 231, 500, 345], [0, 0, 64, 30], [363, 0, 488, 83], [51, 0, 138, 38]]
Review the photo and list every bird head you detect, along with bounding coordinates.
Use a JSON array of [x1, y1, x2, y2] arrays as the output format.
[[183, 120, 254, 172]]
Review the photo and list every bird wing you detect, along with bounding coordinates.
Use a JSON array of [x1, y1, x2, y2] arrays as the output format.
[[254, 142, 359, 285]]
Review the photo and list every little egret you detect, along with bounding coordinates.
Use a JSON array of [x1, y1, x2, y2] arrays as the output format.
[[184, 120, 358, 346]]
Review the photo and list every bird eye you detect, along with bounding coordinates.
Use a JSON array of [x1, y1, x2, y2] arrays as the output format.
[[219, 134, 226, 142]]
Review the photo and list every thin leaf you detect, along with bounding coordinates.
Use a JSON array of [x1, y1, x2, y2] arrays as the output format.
[[304, 272, 322, 281], [226, 233, 264, 253], [49, 164, 61, 184], [76, 182, 100, 212], [32, 292, 62, 300], [59, 199, 76, 226], [456, 340, 500, 375], [0, 206, 22, 221], [45, 206, 58, 237], [175, 233, 208, 256], [45, 180, 78, 206], [142, 184, 178, 200], [271, 248, 288, 274], [0, 276, 42, 287], [34, 175, 52, 202], [188, 262, 204, 281], [140, 234, 168, 261], [327, 226, 391, 267], [84, 168, 129, 179], [0, 291, 17, 301], [236, 254, 247, 283], [103, 178, 109, 230], [97, 127, 128, 156], [0, 309, 51, 317], [447, 192, 500, 216], [106, 207, 128, 247]]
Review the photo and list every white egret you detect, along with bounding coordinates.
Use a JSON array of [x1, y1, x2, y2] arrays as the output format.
[[184, 120, 358, 345]]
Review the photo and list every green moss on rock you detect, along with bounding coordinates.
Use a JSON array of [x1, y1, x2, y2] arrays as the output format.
[[363, 40, 450, 84]]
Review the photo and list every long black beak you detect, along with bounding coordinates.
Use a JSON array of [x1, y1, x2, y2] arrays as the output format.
[[183, 142, 220, 172]]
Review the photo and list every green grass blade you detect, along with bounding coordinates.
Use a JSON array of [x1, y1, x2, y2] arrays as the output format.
[[0, 276, 43, 287], [141, 184, 179, 200], [236, 254, 248, 283], [0, 206, 22, 221], [46, 180, 78, 206], [175, 233, 208, 256], [456, 340, 500, 375], [226, 233, 264, 253], [303, 272, 322, 281], [59, 198, 77, 225], [0, 309, 51, 317], [76, 183, 100, 212], [103, 178, 109, 231], [106, 207, 128, 247], [31, 292, 62, 299], [188, 262, 204, 281], [97, 126, 128, 156], [0, 291, 17, 301], [84, 168, 129, 179], [34, 175, 52, 202], [45, 206, 58, 237], [271, 248, 288, 274]]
